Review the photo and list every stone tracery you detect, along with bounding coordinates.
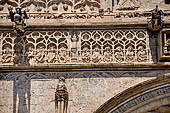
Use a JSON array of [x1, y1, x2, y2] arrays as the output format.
[[0, 29, 152, 65]]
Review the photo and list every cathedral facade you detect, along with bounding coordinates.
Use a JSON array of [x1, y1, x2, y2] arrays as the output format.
[[1, 0, 170, 113]]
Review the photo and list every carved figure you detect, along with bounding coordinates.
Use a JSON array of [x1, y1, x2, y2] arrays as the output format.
[[8, 7, 28, 33], [58, 47, 68, 63], [47, 46, 56, 63], [103, 47, 112, 62], [27, 46, 35, 64], [92, 47, 101, 63], [55, 76, 68, 113], [126, 46, 134, 62], [82, 47, 91, 63], [115, 46, 124, 62], [35, 46, 45, 63], [137, 46, 147, 62], [148, 5, 163, 32], [2, 46, 12, 63], [13, 45, 24, 65]]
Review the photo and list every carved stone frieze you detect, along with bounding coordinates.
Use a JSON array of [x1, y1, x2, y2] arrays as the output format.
[[116, 0, 141, 10], [1, 70, 169, 80], [0, 29, 153, 65], [0, 0, 169, 20]]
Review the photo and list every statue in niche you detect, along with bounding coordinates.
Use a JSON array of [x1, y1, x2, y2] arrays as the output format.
[[103, 47, 112, 62], [116, 0, 140, 10], [2, 46, 12, 63], [137, 46, 147, 62], [148, 5, 163, 32], [115, 46, 124, 62], [47, 46, 56, 63], [55, 76, 68, 113], [82, 47, 91, 63], [8, 6, 28, 33]]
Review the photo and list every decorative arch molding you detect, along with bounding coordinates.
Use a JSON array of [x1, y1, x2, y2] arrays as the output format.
[[94, 74, 170, 113]]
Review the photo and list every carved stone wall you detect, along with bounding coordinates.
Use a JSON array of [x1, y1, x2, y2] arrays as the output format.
[[0, 29, 154, 65], [0, 0, 170, 20], [1, 71, 170, 113], [95, 73, 170, 113], [0, 0, 170, 113]]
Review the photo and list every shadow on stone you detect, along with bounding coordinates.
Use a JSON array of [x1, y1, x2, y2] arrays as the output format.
[[13, 75, 31, 113]]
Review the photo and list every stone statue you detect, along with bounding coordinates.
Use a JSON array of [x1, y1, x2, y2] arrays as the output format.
[[55, 76, 68, 113], [115, 46, 124, 62], [148, 5, 163, 32], [47, 46, 56, 63], [8, 6, 28, 33], [13, 45, 25, 65], [92, 47, 101, 63], [82, 47, 91, 63], [126, 46, 134, 62], [103, 47, 112, 62], [137, 46, 147, 62], [58, 47, 68, 63], [35, 46, 45, 63], [2, 46, 12, 63]]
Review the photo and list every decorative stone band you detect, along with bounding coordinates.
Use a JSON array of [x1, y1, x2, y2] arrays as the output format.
[[2, 71, 170, 80], [94, 74, 170, 113], [0, 29, 153, 66], [0, 10, 170, 20]]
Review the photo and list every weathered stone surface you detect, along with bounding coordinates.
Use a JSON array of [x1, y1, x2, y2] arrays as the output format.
[[0, 0, 170, 113], [0, 70, 166, 113]]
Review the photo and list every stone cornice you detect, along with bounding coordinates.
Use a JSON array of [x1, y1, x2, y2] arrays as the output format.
[[1, 63, 170, 72]]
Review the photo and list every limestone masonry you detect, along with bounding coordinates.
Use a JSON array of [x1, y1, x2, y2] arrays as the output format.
[[1, 0, 170, 113]]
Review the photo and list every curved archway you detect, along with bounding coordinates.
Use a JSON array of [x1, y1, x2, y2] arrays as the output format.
[[94, 74, 170, 113]]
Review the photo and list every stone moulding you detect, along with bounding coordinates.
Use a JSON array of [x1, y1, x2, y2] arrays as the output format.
[[1, 26, 170, 70], [0, 9, 170, 20], [94, 73, 170, 113], [1, 63, 170, 72]]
